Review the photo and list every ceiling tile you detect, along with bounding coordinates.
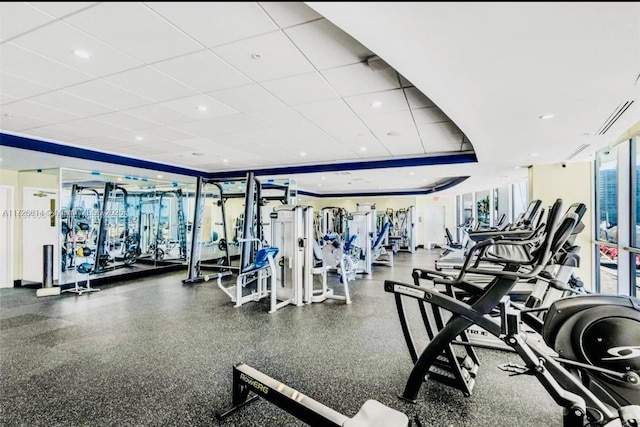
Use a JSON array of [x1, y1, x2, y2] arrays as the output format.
[[212, 31, 315, 82], [60, 118, 129, 138], [411, 107, 450, 125], [2, 99, 81, 124], [209, 84, 285, 113], [11, 21, 144, 78], [27, 91, 114, 117], [148, 2, 277, 48], [160, 94, 238, 120], [0, 114, 51, 132], [140, 126, 197, 142], [321, 62, 401, 97], [293, 98, 356, 126], [124, 104, 195, 127], [0, 94, 19, 105], [63, 80, 153, 110], [92, 111, 162, 131], [28, 121, 110, 141], [0, 71, 53, 99], [417, 122, 464, 151], [374, 126, 424, 156], [260, 71, 338, 105], [108, 131, 168, 146], [29, 2, 98, 18], [344, 89, 410, 116], [258, 2, 322, 28], [202, 114, 267, 134], [104, 67, 198, 102], [171, 120, 234, 140], [0, 3, 54, 40], [71, 136, 133, 149], [404, 87, 436, 109], [0, 43, 93, 90], [64, 2, 202, 63], [245, 105, 308, 128], [285, 19, 373, 70], [25, 127, 83, 142], [153, 50, 251, 92], [359, 110, 415, 132]]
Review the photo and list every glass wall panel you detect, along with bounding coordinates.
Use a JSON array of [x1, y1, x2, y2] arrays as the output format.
[[596, 148, 618, 243], [493, 186, 509, 228], [475, 190, 490, 230], [512, 180, 528, 220]]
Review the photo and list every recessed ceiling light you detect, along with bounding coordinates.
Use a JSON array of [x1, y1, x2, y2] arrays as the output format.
[[135, 136, 144, 141], [371, 101, 382, 108], [409, 172, 414, 176], [321, 176, 326, 180], [251, 53, 261, 60], [530, 153, 539, 157], [197, 105, 208, 112], [157, 175, 163, 179], [222, 159, 229, 163], [117, 177, 123, 181], [300, 151, 307, 157], [192, 152, 205, 156], [514, 166, 521, 169], [360, 146, 367, 152], [387, 131, 401, 137], [539, 114, 555, 120], [73, 49, 91, 59], [318, 183, 322, 187]]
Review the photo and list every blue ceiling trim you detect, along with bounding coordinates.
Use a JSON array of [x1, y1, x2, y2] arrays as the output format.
[[297, 176, 469, 198], [0, 132, 204, 177], [207, 152, 477, 179]]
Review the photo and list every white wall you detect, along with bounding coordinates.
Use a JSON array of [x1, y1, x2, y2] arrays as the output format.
[[529, 162, 593, 289]]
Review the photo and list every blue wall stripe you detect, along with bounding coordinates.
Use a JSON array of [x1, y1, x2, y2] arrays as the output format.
[[1, 132, 473, 197], [208, 152, 477, 179], [0, 132, 204, 177]]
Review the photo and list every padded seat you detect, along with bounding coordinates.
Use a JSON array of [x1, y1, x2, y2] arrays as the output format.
[[343, 400, 409, 427], [242, 247, 279, 273]]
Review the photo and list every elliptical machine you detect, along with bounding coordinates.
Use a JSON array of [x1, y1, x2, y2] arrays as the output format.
[[385, 199, 640, 427]]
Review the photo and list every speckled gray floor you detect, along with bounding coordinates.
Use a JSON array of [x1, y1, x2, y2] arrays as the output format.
[[1, 250, 562, 426]]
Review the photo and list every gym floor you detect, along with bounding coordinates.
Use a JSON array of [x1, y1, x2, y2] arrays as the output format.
[[1, 250, 561, 426]]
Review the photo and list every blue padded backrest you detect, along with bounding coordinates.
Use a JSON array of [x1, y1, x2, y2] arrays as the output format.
[[373, 220, 391, 251], [344, 234, 357, 252], [252, 247, 279, 269]]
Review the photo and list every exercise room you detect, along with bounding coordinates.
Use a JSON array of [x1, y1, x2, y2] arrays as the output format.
[[1, 2, 638, 426]]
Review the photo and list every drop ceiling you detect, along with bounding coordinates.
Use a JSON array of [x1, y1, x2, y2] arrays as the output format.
[[1, 2, 638, 196]]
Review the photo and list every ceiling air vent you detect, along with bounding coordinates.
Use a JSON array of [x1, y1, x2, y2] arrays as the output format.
[[596, 101, 634, 135], [565, 143, 590, 160]]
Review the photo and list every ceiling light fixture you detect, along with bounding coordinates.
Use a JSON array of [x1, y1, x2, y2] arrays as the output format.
[[135, 136, 144, 141], [371, 101, 382, 108], [192, 152, 205, 156], [530, 153, 539, 157], [73, 49, 91, 59], [157, 175, 163, 179], [197, 105, 208, 112], [387, 131, 401, 137], [409, 172, 414, 176], [514, 166, 521, 169], [539, 114, 556, 120], [300, 151, 307, 157], [360, 146, 367, 152], [251, 53, 261, 60], [222, 159, 229, 163], [321, 176, 326, 180], [117, 177, 123, 181]]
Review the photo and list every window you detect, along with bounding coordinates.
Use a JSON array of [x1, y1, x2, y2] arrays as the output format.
[[596, 148, 618, 244], [476, 190, 490, 230], [633, 138, 639, 296]]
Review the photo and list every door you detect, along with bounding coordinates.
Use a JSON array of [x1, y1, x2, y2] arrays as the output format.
[[424, 205, 446, 249], [22, 187, 58, 283], [0, 186, 14, 287]]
